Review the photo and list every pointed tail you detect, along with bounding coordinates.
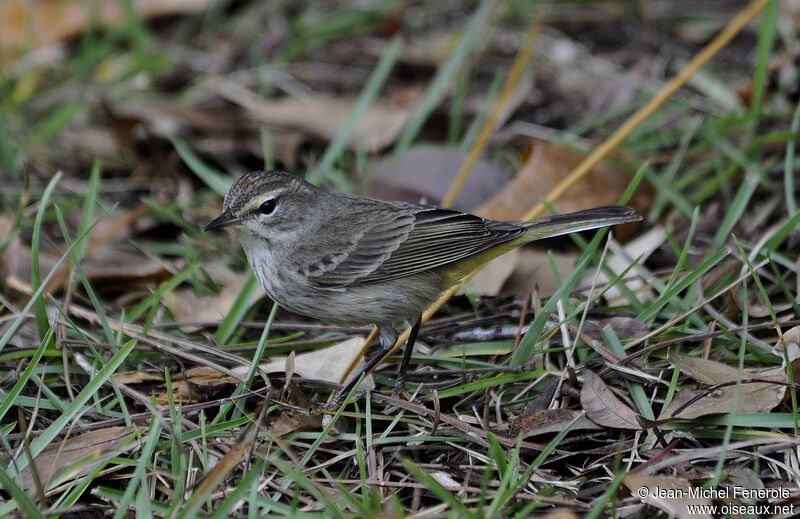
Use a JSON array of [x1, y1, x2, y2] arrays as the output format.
[[522, 206, 641, 241]]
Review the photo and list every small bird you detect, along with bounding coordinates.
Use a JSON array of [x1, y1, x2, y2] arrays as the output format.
[[205, 170, 641, 409]]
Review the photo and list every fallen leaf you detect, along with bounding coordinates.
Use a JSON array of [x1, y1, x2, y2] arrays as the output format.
[[475, 141, 650, 242], [775, 326, 800, 383], [1, 0, 213, 69], [582, 317, 649, 342], [0, 217, 56, 299], [536, 29, 645, 117], [579, 225, 666, 306], [500, 248, 578, 296], [624, 473, 712, 519], [114, 366, 241, 405], [722, 465, 764, 496], [507, 409, 601, 438], [536, 510, 579, 519], [243, 337, 375, 392], [219, 84, 423, 152], [464, 141, 649, 296], [659, 355, 786, 419], [267, 410, 322, 438], [113, 370, 165, 385], [0, 216, 169, 296], [188, 428, 255, 511], [371, 145, 510, 210], [772, 326, 800, 362], [467, 248, 579, 297], [83, 245, 169, 282], [163, 266, 265, 331], [113, 101, 305, 169], [581, 370, 641, 430], [19, 426, 136, 491]]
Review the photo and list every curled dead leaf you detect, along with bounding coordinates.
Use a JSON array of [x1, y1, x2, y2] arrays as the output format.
[[507, 408, 600, 438], [372, 145, 510, 210], [224, 85, 423, 152], [475, 141, 651, 242], [774, 325, 800, 363], [163, 266, 265, 331], [267, 410, 323, 438], [19, 426, 137, 491], [580, 370, 641, 430], [1, 213, 168, 297], [1, 0, 213, 68], [114, 366, 240, 405], [467, 248, 579, 297], [624, 473, 712, 519], [582, 317, 649, 342], [244, 337, 375, 392], [660, 355, 786, 419]]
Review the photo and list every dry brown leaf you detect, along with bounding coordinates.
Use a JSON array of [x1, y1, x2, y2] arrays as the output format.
[[467, 248, 579, 297], [83, 245, 169, 282], [113, 101, 305, 169], [659, 355, 786, 419], [164, 265, 265, 331], [501, 248, 578, 296], [188, 428, 255, 506], [245, 337, 375, 391], [1, 214, 167, 296], [20, 426, 136, 491], [224, 86, 422, 152], [536, 510, 579, 519], [114, 366, 240, 405], [0, 216, 57, 298], [3, 253, 166, 305], [581, 370, 641, 430], [464, 141, 649, 296], [267, 411, 323, 438], [1, 0, 212, 68], [582, 317, 649, 342], [113, 370, 164, 385], [775, 326, 800, 383], [475, 141, 649, 242], [578, 226, 666, 306], [507, 408, 600, 438], [371, 145, 510, 210], [624, 473, 712, 519]]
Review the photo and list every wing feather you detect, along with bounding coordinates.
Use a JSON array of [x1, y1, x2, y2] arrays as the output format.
[[307, 204, 525, 287]]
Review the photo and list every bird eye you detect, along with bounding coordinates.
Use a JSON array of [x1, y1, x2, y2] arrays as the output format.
[[259, 198, 277, 215]]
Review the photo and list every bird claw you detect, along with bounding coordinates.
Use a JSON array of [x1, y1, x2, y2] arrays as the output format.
[[310, 389, 367, 414], [391, 377, 423, 405], [391, 376, 408, 399]]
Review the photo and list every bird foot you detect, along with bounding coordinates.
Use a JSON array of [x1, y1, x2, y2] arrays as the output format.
[[390, 378, 423, 405], [310, 389, 367, 415], [391, 376, 408, 399]]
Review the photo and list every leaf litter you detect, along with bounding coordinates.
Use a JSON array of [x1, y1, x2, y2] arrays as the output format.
[[1, 0, 799, 516]]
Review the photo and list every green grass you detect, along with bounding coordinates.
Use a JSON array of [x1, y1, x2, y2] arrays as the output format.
[[0, 0, 797, 516]]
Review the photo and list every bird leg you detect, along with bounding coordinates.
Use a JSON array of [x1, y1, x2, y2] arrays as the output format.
[[313, 330, 397, 412], [393, 317, 421, 396]]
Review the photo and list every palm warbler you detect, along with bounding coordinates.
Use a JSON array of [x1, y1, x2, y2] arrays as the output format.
[[205, 170, 641, 408]]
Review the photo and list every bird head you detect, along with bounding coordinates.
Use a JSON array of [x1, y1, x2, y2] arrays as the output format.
[[203, 170, 319, 240]]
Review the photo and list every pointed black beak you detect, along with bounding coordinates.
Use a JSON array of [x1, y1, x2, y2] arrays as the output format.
[[203, 212, 241, 231]]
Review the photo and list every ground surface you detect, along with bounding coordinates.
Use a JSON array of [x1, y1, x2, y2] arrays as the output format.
[[1, 0, 800, 517]]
